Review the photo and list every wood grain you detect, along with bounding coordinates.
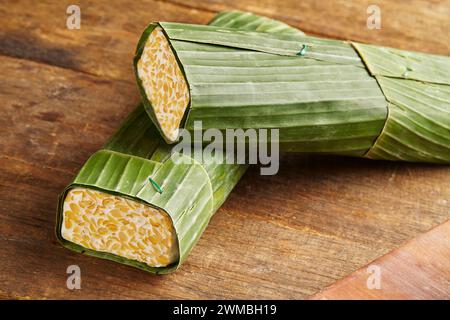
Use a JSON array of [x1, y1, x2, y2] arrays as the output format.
[[0, 0, 215, 81], [0, 0, 449, 299], [310, 220, 450, 299]]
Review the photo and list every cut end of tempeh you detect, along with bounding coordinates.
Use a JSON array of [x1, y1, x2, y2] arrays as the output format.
[[137, 27, 190, 142], [61, 187, 179, 267]]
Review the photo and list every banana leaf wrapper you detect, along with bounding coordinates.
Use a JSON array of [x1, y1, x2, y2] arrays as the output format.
[[56, 104, 247, 274], [134, 17, 450, 163], [56, 12, 303, 274]]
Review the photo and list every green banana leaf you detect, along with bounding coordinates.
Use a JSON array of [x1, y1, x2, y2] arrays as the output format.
[[135, 19, 450, 162]]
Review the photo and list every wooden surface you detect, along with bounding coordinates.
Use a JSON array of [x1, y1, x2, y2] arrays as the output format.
[[0, 0, 449, 299], [311, 220, 450, 299]]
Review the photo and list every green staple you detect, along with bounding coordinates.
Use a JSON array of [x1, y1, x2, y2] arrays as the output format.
[[298, 44, 308, 56], [149, 177, 163, 194], [403, 66, 413, 78]]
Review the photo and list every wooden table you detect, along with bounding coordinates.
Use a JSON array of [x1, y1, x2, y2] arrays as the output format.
[[1, 0, 449, 299]]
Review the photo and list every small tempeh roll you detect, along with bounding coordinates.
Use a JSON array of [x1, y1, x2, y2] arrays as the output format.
[[134, 18, 450, 163], [56, 105, 247, 273]]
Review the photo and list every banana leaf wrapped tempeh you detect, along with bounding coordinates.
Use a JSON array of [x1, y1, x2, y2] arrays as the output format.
[[56, 104, 247, 273], [135, 17, 450, 163]]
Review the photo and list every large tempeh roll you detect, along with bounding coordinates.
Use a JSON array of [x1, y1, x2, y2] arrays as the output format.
[[134, 18, 450, 163]]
